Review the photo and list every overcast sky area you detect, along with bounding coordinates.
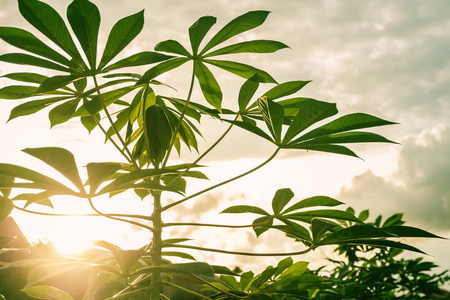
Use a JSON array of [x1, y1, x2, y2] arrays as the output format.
[[1, 0, 449, 276]]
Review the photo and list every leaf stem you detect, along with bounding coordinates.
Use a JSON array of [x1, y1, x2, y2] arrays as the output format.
[[166, 118, 236, 186], [162, 218, 271, 229], [162, 243, 313, 257], [161, 63, 196, 168], [162, 281, 214, 300], [12, 203, 152, 220], [162, 147, 280, 211], [91, 75, 138, 167], [87, 197, 155, 232]]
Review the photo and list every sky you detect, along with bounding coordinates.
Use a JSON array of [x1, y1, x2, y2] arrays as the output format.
[[1, 0, 449, 278]]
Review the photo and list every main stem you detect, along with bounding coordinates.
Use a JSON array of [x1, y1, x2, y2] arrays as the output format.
[[149, 190, 163, 300]]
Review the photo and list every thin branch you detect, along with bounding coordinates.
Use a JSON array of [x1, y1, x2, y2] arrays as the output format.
[[12, 203, 152, 220], [162, 281, 214, 300], [161, 63, 196, 168], [92, 75, 138, 167], [162, 147, 280, 211], [166, 118, 236, 186], [163, 218, 271, 229], [190, 274, 246, 299], [87, 197, 155, 232], [162, 243, 313, 257]]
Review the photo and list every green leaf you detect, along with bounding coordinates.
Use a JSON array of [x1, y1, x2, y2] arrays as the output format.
[[0, 163, 76, 195], [8, 96, 70, 121], [0, 197, 13, 224], [263, 81, 311, 102], [201, 10, 270, 54], [220, 275, 240, 290], [189, 16, 216, 55], [135, 262, 215, 279], [205, 40, 288, 57], [311, 218, 338, 242], [251, 266, 278, 289], [80, 114, 98, 132], [238, 76, 260, 111], [240, 271, 254, 291], [274, 257, 293, 278], [22, 285, 74, 300], [102, 51, 174, 73], [286, 144, 359, 158], [18, 0, 84, 66], [223, 119, 274, 143], [1, 72, 48, 84], [318, 225, 395, 245], [0, 27, 73, 67], [145, 104, 173, 164], [0, 53, 71, 72], [155, 39, 191, 56], [26, 263, 79, 288], [283, 99, 338, 144], [293, 113, 397, 143], [0, 85, 37, 99], [205, 59, 276, 83], [0, 175, 14, 198], [49, 99, 81, 127], [137, 57, 188, 84], [67, 0, 101, 69], [98, 10, 145, 70], [294, 131, 398, 147], [382, 226, 444, 239], [86, 162, 125, 195], [276, 219, 311, 241], [282, 196, 343, 214], [221, 205, 269, 215], [258, 96, 284, 144], [36, 75, 81, 93], [253, 216, 273, 237], [358, 209, 369, 222], [328, 238, 427, 254], [162, 251, 196, 261], [194, 62, 222, 112], [278, 261, 308, 278], [272, 188, 294, 215], [75, 86, 134, 116], [22, 147, 85, 194], [285, 210, 362, 223]]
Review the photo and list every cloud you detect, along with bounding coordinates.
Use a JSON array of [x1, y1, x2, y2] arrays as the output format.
[[338, 124, 450, 232]]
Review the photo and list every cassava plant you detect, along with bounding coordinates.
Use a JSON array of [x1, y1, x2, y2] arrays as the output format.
[[0, 0, 443, 299]]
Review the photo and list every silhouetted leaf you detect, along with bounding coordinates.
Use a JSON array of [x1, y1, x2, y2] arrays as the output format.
[[204, 40, 288, 57]]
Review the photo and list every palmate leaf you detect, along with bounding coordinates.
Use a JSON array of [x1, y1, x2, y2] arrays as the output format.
[[67, 0, 101, 69], [0, 53, 71, 72], [318, 225, 396, 246], [205, 59, 276, 83], [0, 27, 72, 67], [263, 81, 311, 103], [200, 10, 270, 55], [0, 85, 39, 99], [155, 39, 191, 57], [294, 131, 398, 147], [102, 51, 174, 73], [98, 9, 145, 70], [18, 0, 85, 68], [194, 62, 222, 111], [271, 188, 294, 215], [292, 113, 397, 144], [0, 163, 76, 195], [282, 99, 338, 144], [22, 286, 74, 300], [86, 162, 125, 195], [74, 86, 135, 116], [281, 196, 343, 214], [49, 98, 81, 127], [382, 226, 444, 239], [1, 72, 48, 84], [137, 57, 189, 84], [238, 76, 260, 112], [257, 96, 284, 144], [189, 16, 216, 55], [204, 40, 288, 57], [22, 147, 85, 194], [221, 205, 269, 215], [284, 209, 362, 224]]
